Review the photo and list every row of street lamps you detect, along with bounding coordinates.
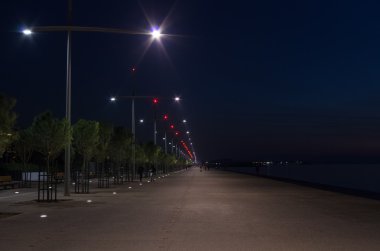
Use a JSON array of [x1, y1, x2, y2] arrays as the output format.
[[109, 94, 189, 180], [21, 0, 197, 196], [22, 0, 164, 196]]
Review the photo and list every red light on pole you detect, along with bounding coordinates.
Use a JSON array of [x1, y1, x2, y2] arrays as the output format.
[[170, 124, 174, 129], [163, 114, 168, 120], [175, 132, 179, 136], [153, 98, 159, 104]]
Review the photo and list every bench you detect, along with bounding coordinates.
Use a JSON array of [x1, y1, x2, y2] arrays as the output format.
[[54, 172, 64, 183], [0, 176, 20, 190]]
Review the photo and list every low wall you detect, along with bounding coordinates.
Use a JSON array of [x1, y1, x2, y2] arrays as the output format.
[[221, 164, 380, 194], [22, 172, 47, 181]]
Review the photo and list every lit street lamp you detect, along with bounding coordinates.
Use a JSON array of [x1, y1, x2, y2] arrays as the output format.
[[174, 96, 181, 102], [23, 1, 165, 195]]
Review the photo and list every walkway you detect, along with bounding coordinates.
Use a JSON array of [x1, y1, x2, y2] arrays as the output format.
[[1, 168, 380, 250]]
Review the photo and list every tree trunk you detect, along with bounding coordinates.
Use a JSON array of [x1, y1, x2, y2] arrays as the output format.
[[47, 155, 50, 174]]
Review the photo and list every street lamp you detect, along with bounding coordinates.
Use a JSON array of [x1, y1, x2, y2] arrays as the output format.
[[150, 28, 162, 39], [174, 96, 181, 102], [152, 98, 159, 145], [182, 119, 187, 123], [22, 1, 168, 195], [22, 29, 32, 35]]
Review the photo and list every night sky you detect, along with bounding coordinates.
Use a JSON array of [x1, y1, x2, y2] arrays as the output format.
[[2, 0, 380, 163]]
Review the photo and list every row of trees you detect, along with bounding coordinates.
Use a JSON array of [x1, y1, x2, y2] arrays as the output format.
[[0, 94, 189, 178]]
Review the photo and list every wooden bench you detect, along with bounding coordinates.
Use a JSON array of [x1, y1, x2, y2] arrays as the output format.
[[54, 172, 64, 183], [0, 176, 20, 190]]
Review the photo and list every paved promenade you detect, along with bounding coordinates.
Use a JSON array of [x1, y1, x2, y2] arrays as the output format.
[[1, 167, 380, 250]]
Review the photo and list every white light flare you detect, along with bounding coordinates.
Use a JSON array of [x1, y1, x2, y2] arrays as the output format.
[[151, 28, 162, 39], [23, 29, 32, 35]]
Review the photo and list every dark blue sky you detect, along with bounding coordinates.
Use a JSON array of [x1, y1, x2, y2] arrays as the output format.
[[2, 0, 380, 162]]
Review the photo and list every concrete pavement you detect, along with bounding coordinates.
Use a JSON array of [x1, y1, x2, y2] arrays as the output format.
[[1, 168, 380, 250]]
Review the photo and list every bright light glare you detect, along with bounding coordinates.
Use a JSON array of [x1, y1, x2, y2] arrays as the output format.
[[23, 29, 32, 35], [174, 97, 181, 102], [110, 97, 116, 102], [139, 119, 144, 123], [151, 28, 162, 39], [183, 120, 187, 123]]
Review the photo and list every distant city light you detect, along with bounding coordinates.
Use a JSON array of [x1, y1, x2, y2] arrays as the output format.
[[174, 96, 181, 102], [40, 214, 48, 218], [139, 119, 144, 123], [186, 131, 190, 134], [183, 119, 187, 123], [110, 97, 116, 102]]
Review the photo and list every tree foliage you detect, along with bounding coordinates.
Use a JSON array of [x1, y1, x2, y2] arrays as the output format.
[[14, 128, 34, 170], [0, 94, 17, 156], [95, 123, 113, 163], [109, 126, 132, 166], [73, 119, 99, 163], [30, 112, 71, 172], [143, 142, 161, 165]]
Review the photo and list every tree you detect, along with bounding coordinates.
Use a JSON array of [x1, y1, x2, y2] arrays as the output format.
[[30, 112, 71, 173], [135, 143, 147, 166], [108, 126, 132, 181], [14, 128, 34, 170], [143, 142, 161, 166], [73, 119, 99, 173], [0, 94, 17, 157], [94, 123, 113, 167]]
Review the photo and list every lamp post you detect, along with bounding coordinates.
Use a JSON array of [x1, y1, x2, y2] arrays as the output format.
[[64, 0, 73, 196], [152, 98, 159, 145], [110, 94, 154, 181], [23, 11, 163, 193]]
